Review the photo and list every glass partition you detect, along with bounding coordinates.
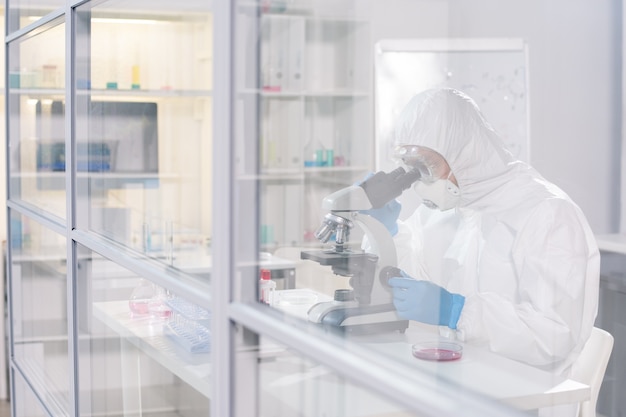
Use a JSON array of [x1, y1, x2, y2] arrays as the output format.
[[74, 1, 213, 275], [13, 371, 49, 417], [6, 0, 64, 33], [230, 1, 594, 416], [9, 210, 69, 415], [75, 245, 210, 417], [2, 1, 607, 417], [7, 19, 66, 220], [255, 334, 422, 417]]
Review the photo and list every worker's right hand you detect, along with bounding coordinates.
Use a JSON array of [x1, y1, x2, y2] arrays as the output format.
[[361, 199, 402, 237], [388, 274, 465, 329]]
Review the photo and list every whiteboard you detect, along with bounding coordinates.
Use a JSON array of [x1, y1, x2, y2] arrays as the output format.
[[374, 38, 530, 173]]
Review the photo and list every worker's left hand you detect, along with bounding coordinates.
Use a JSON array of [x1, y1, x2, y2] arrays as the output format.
[[356, 171, 402, 236], [361, 199, 402, 236], [388, 273, 465, 329]]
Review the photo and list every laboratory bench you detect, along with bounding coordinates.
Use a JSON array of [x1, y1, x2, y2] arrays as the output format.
[[87, 285, 590, 416], [269, 289, 589, 414]]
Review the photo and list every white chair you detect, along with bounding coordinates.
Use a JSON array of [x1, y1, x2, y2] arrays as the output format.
[[571, 327, 614, 417]]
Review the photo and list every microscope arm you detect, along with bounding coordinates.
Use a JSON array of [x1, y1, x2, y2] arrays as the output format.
[[352, 213, 397, 269]]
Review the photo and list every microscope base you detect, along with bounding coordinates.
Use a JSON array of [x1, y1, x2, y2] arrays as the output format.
[[315, 303, 409, 335]]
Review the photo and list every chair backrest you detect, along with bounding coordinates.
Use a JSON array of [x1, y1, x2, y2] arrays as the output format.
[[570, 327, 614, 417]]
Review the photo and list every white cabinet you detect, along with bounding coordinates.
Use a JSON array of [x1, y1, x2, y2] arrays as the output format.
[[6, 2, 214, 416]]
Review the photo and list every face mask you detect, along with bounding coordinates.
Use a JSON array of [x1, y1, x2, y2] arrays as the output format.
[[414, 176, 461, 211]]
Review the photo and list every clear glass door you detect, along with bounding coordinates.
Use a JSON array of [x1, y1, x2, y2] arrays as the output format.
[[74, 1, 213, 275], [227, 1, 587, 417], [72, 1, 213, 416], [7, 19, 66, 220]]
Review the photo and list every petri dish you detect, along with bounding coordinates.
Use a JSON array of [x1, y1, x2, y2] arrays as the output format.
[[412, 341, 463, 361]]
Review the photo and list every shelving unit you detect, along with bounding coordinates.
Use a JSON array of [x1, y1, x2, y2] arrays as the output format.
[[248, 7, 373, 249], [6, 3, 215, 416], [5, 1, 375, 416]]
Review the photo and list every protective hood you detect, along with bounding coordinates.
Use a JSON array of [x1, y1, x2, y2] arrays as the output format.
[[392, 88, 538, 211], [390, 89, 599, 375]]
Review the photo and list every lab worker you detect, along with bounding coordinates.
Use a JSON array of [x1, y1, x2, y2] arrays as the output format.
[[376, 88, 599, 384]]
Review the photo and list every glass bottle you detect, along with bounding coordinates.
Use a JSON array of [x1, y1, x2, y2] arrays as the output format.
[[129, 278, 156, 317], [259, 269, 276, 306], [148, 286, 172, 319]]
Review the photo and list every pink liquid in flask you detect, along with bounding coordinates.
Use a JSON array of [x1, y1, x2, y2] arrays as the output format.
[[129, 300, 150, 316]]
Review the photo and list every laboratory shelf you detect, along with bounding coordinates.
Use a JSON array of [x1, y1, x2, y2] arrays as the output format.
[[15, 171, 180, 179], [262, 90, 369, 98], [239, 88, 369, 98], [9, 88, 64, 96], [239, 1, 369, 22], [303, 165, 369, 174], [10, 88, 211, 98], [258, 165, 369, 177], [12, 319, 68, 343], [16, 172, 181, 194], [80, 88, 213, 98], [92, 301, 211, 398]]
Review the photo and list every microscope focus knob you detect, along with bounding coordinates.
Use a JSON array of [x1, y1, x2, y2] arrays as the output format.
[[334, 289, 355, 302]]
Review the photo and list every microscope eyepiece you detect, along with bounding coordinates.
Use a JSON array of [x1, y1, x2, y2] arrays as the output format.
[[359, 167, 422, 209]]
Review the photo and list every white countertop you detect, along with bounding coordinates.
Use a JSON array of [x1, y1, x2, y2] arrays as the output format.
[[595, 233, 626, 254], [94, 291, 589, 414], [270, 290, 589, 413], [360, 328, 588, 410]]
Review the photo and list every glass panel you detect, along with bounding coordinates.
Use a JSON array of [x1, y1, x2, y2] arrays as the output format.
[[255, 335, 422, 417], [74, 1, 213, 276], [235, 0, 377, 315], [6, 0, 63, 33], [76, 245, 210, 416], [13, 371, 48, 417], [234, 0, 596, 416], [237, 331, 522, 417], [251, 5, 371, 251], [7, 20, 66, 219], [10, 210, 69, 415]]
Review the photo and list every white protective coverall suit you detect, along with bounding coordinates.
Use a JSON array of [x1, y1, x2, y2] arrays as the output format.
[[390, 88, 600, 378]]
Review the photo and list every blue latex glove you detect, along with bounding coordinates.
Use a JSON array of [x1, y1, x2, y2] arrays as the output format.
[[388, 272, 465, 329], [356, 171, 402, 236], [361, 199, 402, 237]]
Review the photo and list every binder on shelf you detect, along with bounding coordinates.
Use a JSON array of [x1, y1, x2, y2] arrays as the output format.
[[283, 184, 302, 245], [268, 17, 288, 92], [286, 17, 305, 92]]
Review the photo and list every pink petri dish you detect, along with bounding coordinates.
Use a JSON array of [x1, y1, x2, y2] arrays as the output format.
[[412, 341, 463, 361]]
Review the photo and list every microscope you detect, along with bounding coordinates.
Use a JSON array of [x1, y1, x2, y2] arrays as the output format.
[[301, 167, 421, 334]]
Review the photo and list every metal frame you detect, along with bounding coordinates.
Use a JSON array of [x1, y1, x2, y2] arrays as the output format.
[[622, 1, 626, 233], [211, 0, 235, 415]]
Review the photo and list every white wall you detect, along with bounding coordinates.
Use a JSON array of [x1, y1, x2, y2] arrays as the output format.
[[360, 0, 621, 233]]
